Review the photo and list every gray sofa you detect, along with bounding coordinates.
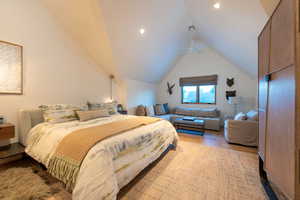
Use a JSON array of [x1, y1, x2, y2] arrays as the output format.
[[152, 107, 221, 131]]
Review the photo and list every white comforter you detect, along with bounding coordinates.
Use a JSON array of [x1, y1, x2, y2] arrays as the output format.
[[25, 115, 177, 200]]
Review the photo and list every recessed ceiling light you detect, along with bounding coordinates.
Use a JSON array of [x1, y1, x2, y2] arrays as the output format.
[[213, 2, 221, 9], [139, 28, 145, 35]]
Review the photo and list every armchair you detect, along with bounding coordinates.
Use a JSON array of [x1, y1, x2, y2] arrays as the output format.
[[224, 115, 258, 147]]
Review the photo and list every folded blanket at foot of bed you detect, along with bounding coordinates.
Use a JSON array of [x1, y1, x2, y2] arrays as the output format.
[[48, 116, 161, 190]]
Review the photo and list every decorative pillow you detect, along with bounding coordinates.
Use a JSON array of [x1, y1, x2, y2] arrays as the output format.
[[136, 105, 146, 116], [234, 112, 247, 121], [42, 109, 77, 123], [39, 104, 87, 111], [246, 110, 258, 121], [145, 106, 155, 117], [39, 104, 87, 123], [163, 103, 170, 114], [87, 101, 118, 115], [154, 104, 166, 115], [76, 109, 110, 122]]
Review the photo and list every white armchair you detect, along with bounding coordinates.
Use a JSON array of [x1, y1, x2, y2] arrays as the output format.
[[224, 110, 258, 147]]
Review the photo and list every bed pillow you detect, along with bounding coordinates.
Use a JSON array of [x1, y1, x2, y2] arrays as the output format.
[[76, 109, 110, 122], [154, 104, 166, 115], [87, 101, 118, 115], [39, 104, 87, 123], [42, 109, 77, 123], [39, 104, 88, 112], [234, 112, 247, 121], [145, 106, 155, 116]]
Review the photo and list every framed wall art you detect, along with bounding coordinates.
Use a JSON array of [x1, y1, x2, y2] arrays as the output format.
[[0, 40, 23, 95]]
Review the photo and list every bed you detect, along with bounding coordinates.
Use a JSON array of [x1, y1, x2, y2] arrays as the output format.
[[19, 109, 177, 200]]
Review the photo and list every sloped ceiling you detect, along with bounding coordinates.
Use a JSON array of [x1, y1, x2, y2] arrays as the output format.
[[41, 0, 272, 83], [185, 0, 268, 77], [40, 0, 120, 79], [99, 0, 189, 83], [260, 0, 280, 16]]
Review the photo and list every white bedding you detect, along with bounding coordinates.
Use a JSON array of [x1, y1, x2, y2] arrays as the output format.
[[25, 115, 177, 200]]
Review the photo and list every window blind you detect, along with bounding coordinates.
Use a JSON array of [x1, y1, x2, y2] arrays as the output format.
[[179, 75, 218, 86]]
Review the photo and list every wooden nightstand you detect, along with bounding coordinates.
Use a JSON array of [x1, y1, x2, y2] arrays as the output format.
[[0, 123, 15, 141], [0, 123, 25, 164]]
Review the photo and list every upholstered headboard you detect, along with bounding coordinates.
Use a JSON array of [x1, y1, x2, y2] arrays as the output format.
[[19, 109, 44, 146]]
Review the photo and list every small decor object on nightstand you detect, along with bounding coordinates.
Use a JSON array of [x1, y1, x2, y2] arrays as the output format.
[[117, 104, 128, 115]]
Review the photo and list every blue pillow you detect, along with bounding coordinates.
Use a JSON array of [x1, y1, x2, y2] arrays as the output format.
[[163, 103, 169, 114]]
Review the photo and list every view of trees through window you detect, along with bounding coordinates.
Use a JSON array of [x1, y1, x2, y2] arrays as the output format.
[[182, 85, 216, 104]]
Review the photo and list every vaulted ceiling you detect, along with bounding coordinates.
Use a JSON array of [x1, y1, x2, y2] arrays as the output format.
[[41, 0, 276, 83], [185, 0, 268, 77]]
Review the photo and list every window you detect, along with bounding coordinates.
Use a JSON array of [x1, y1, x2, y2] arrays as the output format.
[[182, 86, 197, 103], [182, 85, 216, 104]]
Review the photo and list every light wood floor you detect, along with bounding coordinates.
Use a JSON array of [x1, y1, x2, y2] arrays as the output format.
[[178, 129, 257, 154]]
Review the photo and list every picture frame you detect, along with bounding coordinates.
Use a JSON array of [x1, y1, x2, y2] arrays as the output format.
[[0, 40, 23, 95]]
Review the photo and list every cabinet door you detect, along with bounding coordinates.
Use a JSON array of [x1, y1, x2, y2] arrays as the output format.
[[269, 0, 295, 73], [266, 66, 295, 199], [258, 22, 271, 161]]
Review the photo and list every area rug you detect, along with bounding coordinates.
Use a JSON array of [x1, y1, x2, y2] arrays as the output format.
[[0, 167, 62, 200], [119, 139, 267, 200], [0, 138, 266, 200]]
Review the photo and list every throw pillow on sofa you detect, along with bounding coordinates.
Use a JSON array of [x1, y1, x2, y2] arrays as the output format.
[[246, 110, 258, 121], [163, 103, 170, 114], [136, 105, 147, 116], [234, 112, 247, 120], [146, 106, 155, 117], [154, 104, 166, 115]]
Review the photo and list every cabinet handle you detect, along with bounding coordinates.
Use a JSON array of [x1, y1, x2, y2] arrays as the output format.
[[264, 74, 271, 82]]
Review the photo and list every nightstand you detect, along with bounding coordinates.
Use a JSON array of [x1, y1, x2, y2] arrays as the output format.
[[0, 123, 15, 142], [0, 123, 25, 164]]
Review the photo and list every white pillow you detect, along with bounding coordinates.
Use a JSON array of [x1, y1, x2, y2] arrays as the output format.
[[246, 110, 258, 121], [234, 112, 247, 121]]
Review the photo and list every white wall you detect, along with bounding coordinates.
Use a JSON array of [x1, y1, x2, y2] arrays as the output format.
[[124, 79, 157, 115], [0, 0, 123, 143], [157, 46, 257, 119]]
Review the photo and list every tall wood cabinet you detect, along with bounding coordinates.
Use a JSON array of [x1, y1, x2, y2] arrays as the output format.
[[258, 0, 299, 199]]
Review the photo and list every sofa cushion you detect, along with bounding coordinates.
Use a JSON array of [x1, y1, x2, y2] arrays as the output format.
[[155, 114, 174, 121], [246, 110, 258, 121], [174, 107, 218, 118]]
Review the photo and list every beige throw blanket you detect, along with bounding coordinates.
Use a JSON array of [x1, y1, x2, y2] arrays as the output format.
[[48, 116, 161, 191]]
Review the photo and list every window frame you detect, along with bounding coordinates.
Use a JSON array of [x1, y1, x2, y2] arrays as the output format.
[[181, 85, 217, 105]]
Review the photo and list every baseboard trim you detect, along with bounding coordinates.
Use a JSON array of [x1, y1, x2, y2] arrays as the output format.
[[259, 156, 278, 200]]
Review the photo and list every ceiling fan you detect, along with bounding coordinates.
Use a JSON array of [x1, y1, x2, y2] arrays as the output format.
[[183, 25, 207, 54]]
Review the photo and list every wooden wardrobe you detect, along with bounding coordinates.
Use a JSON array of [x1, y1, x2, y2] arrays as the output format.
[[258, 0, 299, 199]]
